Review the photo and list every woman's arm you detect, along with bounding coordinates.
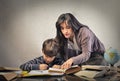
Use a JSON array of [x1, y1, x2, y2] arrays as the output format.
[[72, 27, 92, 64], [61, 28, 92, 69]]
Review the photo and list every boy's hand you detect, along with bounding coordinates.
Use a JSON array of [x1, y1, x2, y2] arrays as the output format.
[[52, 65, 61, 69], [39, 64, 48, 70]]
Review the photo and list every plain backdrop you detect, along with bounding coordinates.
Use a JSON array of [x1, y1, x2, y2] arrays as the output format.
[[0, 0, 120, 67]]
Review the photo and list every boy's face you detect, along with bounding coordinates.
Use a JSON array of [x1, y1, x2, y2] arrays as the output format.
[[43, 54, 55, 64]]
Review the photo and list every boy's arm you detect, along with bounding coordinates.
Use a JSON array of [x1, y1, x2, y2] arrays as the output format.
[[20, 56, 44, 71]]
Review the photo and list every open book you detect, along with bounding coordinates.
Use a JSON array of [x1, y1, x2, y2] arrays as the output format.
[[21, 70, 64, 77], [21, 65, 81, 77], [74, 65, 109, 78], [49, 65, 81, 74]]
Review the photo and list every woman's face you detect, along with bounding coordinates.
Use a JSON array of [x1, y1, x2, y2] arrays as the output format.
[[60, 21, 74, 39]]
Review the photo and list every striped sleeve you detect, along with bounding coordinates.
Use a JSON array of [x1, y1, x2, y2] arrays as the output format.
[[20, 56, 44, 71]]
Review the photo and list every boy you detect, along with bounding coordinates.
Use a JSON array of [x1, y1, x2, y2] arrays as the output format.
[[20, 38, 63, 71]]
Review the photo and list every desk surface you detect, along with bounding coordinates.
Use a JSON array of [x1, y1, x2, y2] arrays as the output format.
[[1, 67, 119, 81], [13, 71, 120, 81], [13, 75, 89, 81]]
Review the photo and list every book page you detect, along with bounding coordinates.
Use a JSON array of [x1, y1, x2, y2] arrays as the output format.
[[22, 70, 64, 77], [48, 68, 65, 73]]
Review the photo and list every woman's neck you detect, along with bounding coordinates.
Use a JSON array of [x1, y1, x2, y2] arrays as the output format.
[[68, 33, 75, 43]]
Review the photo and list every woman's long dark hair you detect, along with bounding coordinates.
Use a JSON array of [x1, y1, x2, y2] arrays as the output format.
[[55, 13, 86, 60]]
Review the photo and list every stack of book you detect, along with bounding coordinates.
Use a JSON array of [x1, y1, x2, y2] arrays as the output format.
[[0, 66, 20, 81]]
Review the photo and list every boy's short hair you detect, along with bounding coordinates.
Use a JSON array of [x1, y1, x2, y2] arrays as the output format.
[[42, 38, 59, 57]]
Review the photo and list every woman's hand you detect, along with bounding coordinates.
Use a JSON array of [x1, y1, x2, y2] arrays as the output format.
[[61, 58, 73, 69], [52, 65, 61, 69], [39, 64, 48, 70]]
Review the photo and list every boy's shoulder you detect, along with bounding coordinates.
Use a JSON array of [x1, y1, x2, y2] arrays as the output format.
[[34, 56, 44, 61]]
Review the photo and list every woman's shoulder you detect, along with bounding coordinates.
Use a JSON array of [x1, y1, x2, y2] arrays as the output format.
[[78, 26, 90, 34], [80, 26, 89, 31]]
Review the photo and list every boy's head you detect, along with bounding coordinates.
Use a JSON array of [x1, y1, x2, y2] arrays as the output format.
[[42, 38, 59, 63]]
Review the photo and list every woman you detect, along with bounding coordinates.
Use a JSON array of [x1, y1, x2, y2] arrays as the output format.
[[55, 13, 106, 69]]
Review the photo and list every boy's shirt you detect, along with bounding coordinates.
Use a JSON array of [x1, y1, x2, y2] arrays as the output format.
[[20, 56, 63, 71]]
